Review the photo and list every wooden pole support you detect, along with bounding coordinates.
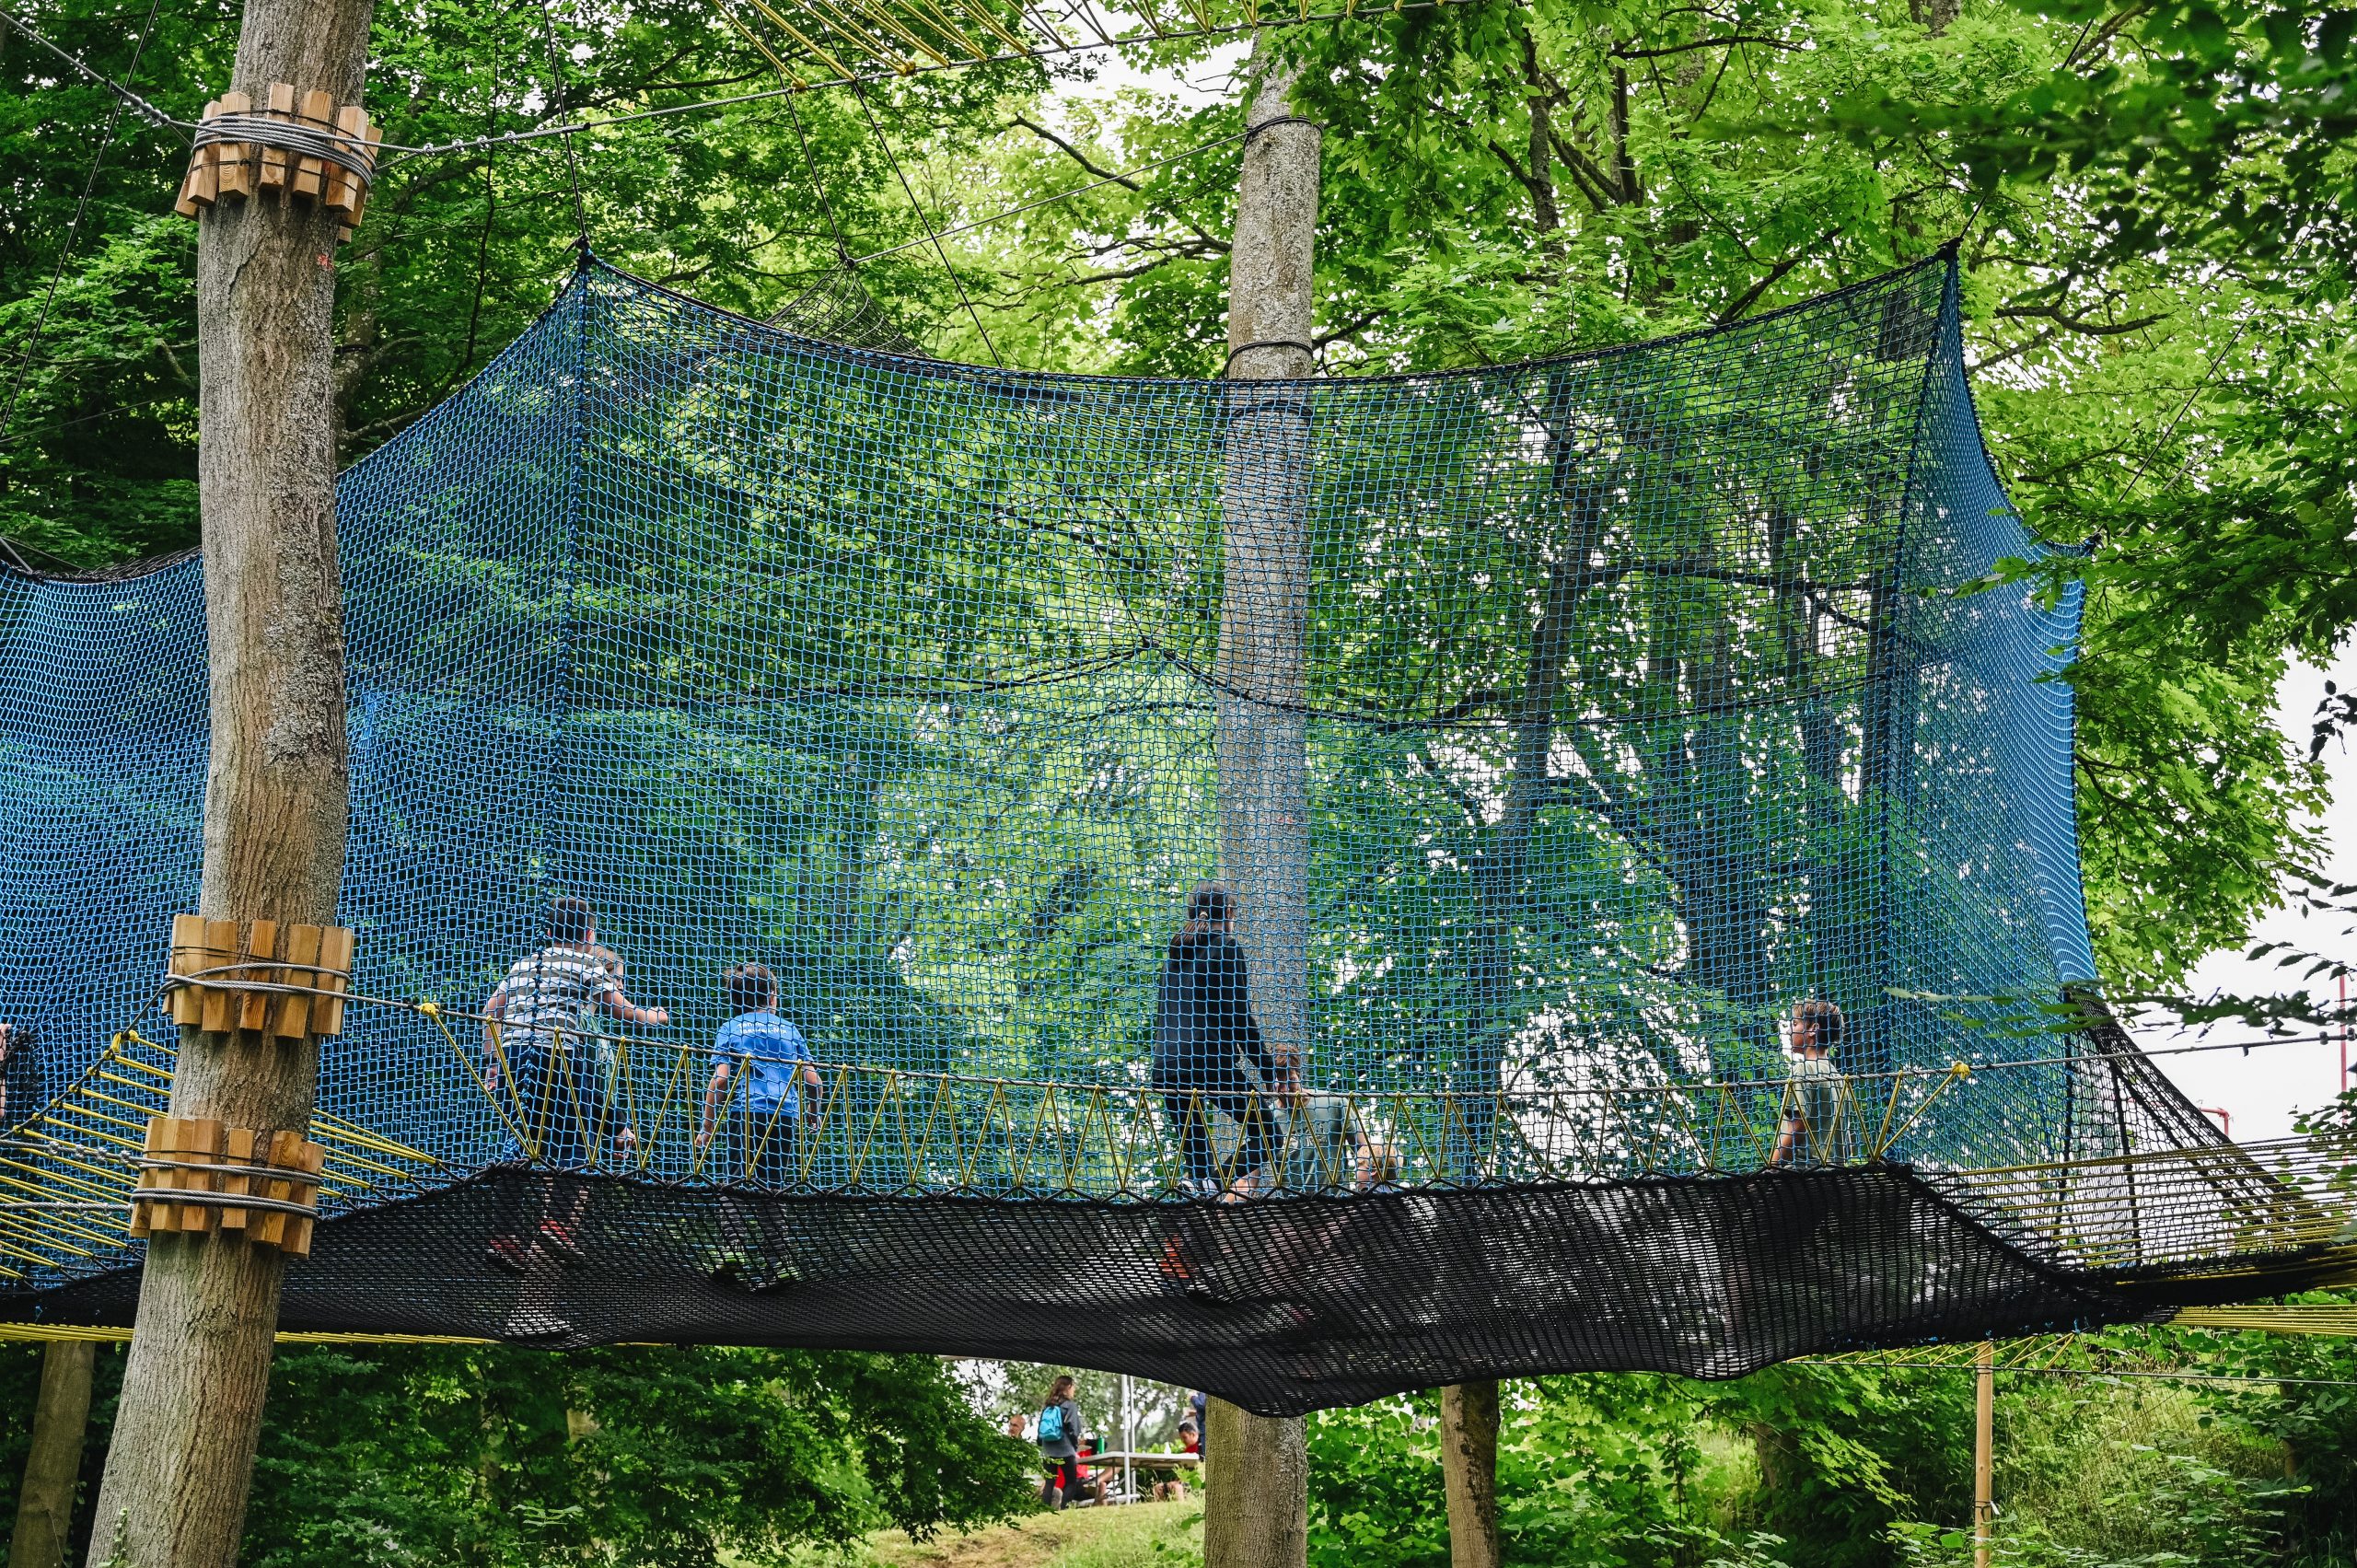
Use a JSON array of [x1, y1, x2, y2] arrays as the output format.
[[175, 84, 378, 238], [130, 1115, 327, 1257], [1974, 1340, 1995, 1568], [168, 912, 354, 1040]]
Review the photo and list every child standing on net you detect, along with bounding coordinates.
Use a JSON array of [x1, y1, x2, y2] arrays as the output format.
[[482, 896, 668, 1279], [697, 963, 820, 1187]]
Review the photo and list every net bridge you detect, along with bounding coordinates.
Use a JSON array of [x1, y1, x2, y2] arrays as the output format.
[[0, 252, 2347, 1414]]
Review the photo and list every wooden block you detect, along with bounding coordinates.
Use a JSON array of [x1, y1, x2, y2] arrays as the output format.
[[293, 88, 333, 200], [199, 917, 239, 1034], [176, 1119, 223, 1234], [327, 105, 365, 213], [238, 919, 278, 1034], [218, 1125, 257, 1232], [168, 913, 208, 1026], [216, 90, 255, 202], [259, 83, 295, 193], [283, 1140, 327, 1258], [315, 924, 354, 1037], [276, 923, 320, 1039], [130, 1115, 168, 1237], [254, 1130, 307, 1248]]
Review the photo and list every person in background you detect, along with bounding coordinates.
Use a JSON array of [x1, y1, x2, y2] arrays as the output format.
[[482, 896, 668, 1275], [1037, 1374, 1088, 1510], [1152, 883, 1292, 1198], [1189, 1388, 1208, 1458], [584, 946, 637, 1162], [1771, 998, 1862, 1169], [1005, 1410, 1028, 1441], [1282, 1088, 1375, 1192], [0, 1021, 17, 1124]]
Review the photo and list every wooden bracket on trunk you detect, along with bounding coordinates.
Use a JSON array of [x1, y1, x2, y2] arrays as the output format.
[[130, 1116, 328, 1257], [174, 86, 381, 240], [168, 913, 354, 1040]]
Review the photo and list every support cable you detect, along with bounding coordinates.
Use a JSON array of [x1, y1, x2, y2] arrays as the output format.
[[0, 0, 168, 447], [847, 77, 998, 365], [532, 0, 591, 241], [846, 125, 1248, 262]]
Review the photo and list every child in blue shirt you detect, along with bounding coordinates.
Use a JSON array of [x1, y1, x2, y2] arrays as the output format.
[[696, 963, 819, 1188]]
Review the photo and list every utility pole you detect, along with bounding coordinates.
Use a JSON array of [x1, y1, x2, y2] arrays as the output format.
[[10, 1339, 98, 1568], [1204, 29, 1317, 1568], [83, 0, 371, 1559]]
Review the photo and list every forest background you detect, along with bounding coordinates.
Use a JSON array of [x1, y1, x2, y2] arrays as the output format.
[[2, 0, 2354, 1560]]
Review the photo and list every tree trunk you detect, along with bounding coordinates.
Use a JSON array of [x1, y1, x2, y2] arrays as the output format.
[[1205, 32, 1317, 1568], [84, 0, 369, 1561], [1202, 1396, 1308, 1568], [10, 1339, 97, 1568], [1440, 1379, 1502, 1568]]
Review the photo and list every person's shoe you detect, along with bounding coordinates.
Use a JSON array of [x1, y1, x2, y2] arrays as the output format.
[[484, 1235, 529, 1273], [1043, 1484, 1062, 1512], [539, 1221, 586, 1262]]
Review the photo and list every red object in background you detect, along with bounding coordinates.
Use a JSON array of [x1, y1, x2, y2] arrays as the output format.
[[2199, 1106, 2231, 1137]]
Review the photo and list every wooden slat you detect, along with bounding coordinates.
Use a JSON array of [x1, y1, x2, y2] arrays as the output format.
[[293, 88, 333, 199], [216, 90, 255, 201], [238, 919, 278, 1034], [198, 918, 239, 1034], [258, 82, 296, 193], [218, 1125, 256, 1232], [175, 1119, 222, 1234], [275, 923, 320, 1039]]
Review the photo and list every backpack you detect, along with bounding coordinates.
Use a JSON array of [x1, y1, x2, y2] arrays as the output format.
[[1037, 1403, 1065, 1443]]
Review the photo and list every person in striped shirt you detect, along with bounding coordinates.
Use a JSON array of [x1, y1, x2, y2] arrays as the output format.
[[482, 895, 668, 1276]]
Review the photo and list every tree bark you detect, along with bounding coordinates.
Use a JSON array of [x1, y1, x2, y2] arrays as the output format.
[[1202, 1395, 1308, 1568], [11, 1339, 97, 1568], [1440, 1379, 1502, 1568], [84, 0, 369, 1561], [1204, 32, 1317, 1568]]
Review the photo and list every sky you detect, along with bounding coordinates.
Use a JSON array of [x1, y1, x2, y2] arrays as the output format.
[[2135, 654, 2356, 1144]]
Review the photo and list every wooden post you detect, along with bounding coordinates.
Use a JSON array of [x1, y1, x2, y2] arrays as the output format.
[[83, 0, 370, 1557], [1974, 1341, 1995, 1568], [1204, 29, 1318, 1568], [1441, 1379, 1503, 1568], [9, 1339, 98, 1568]]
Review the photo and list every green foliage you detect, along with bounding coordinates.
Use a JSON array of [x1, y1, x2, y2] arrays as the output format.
[[233, 1342, 1029, 1567]]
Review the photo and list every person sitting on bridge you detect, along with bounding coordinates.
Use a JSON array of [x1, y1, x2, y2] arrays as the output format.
[[482, 895, 668, 1273]]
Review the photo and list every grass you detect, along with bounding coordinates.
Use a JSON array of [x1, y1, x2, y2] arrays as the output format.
[[786, 1498, 1205, 1568]]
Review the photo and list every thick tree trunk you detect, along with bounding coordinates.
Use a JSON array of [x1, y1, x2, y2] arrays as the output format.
[[1205, 33, 1317, 1568], [1440, 1379, 1502, 1568], [1202, 1396, 1308, 1568], [84, 1, 368, 1562], [10, 1339, 97, 1568]]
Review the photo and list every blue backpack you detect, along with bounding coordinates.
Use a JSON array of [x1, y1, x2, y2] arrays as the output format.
[[1037, 1403, 1065, 1443]]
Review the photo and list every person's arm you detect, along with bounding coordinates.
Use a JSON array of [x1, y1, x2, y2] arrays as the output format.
[[598, 982, 668, 1029], [1770, 1083, 1801, 1167], [481, 986, 506, 1089], [698, 1059, 731, 1147]]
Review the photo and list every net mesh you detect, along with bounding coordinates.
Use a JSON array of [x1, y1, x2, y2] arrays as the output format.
[[0, 253, 2331, 1412]]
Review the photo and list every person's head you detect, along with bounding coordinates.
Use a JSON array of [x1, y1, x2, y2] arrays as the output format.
[[726, 963, 779, 1017], [550, 895, 595, 946], [1791, 998, 1844, 1057], [1171, 882, 1236, 958], [1178, 1418, 1198, 1439], [591, 945, 623, 979], [1049, 1374, 1076, 1402]]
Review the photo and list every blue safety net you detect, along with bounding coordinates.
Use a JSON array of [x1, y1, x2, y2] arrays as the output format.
[[0, 253, 2286, 1408]]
